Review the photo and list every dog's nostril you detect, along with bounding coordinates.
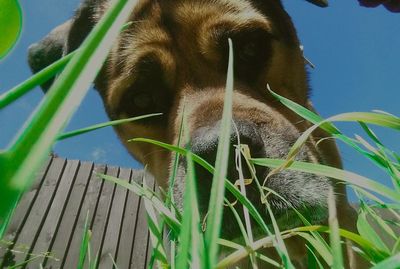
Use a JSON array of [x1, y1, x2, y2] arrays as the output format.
[[191, 120, 264, 158], [232, 120, 264, 157]]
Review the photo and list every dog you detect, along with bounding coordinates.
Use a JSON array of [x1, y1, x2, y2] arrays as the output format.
[[28, 0, 366, 267]]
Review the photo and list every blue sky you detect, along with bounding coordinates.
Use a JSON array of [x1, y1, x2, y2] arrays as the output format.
[[1, 0, 399, 200]]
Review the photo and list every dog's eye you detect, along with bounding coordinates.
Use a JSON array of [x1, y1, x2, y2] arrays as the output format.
[[133, 92, 153, 109], [121, 84, 171, 125], [118, 57, 172, 125], [240, 42, 258, 59], [216, 27, 273, 81]]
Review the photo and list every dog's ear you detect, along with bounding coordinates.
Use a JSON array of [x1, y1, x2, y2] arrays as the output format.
[[28, 20, 71, 91], [28, 0, 97, 92]]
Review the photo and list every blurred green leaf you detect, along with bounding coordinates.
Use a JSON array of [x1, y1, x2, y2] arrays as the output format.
[[0, 0, 22, 59], [370, 252, 400, 269]]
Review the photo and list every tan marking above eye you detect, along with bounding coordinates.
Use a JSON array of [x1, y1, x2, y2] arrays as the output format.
[[198, 18, 273, 63], [107, 48, 176, 112]]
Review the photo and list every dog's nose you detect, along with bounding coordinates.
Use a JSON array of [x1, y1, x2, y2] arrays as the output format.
[[191, 120, 264, 167], [190, 120, 266, 214]]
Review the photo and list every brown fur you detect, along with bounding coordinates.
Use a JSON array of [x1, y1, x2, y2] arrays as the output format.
[[28, 0, 367, 267]]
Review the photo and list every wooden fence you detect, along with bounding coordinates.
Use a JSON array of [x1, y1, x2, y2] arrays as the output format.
[[0, 156, 153, 269]]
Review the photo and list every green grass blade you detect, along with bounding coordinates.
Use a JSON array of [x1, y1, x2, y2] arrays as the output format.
[[57, 113, 162, 140], [370, 252, 400, 269], [327, 189, 344, 269], [270, 89, 400, 130], [108, 253, 120, 269], [186, 143, 205, 268], [0, 52, 74, 109], [289, 225, 388, 262], [234, 145, 254, 245], [356, 123, 400, 190], [266, 203, 295, 269], [166, 108, 185, 208], [176, 116, 204, 269], [268, 87, 339, 134], [393, 238, 400, 254], [251, 158, 400, 202], [7, 255, 44, 269], [143, 178, 169, 266], [224, 198, 258, 268], [268, 89, 400, 175], [204, 38, 234, 267], [297, 232, 333, 266], [218, 238, 281, 268], [353, 187, 400, 221], [267, 111, 400, 177], [90, 251, 99, 269], [216, 232, 297, 268], [0, 21, 132, 109], [356, 201, 391, 253], [77, 211, 91, 269], [306, 244, 325, 269], [359, 122, 383, 146]]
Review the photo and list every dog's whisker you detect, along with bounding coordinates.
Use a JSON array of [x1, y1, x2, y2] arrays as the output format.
[[293, 119, 306, 125]]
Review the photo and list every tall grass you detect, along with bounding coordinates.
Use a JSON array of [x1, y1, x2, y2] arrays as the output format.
[[1, 0, 399, 268]]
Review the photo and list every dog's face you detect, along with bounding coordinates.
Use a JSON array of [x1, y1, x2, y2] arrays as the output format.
[[29, 0, 346, 240]]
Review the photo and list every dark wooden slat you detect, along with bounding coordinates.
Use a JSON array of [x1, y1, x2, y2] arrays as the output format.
[[27, 160, 80, 268], [130, 173, 154, 269], [2, 158, 67, 267], [131, 199, 150, 269], [115, 170, 142, 269], [146, 233, 153, 269], [86, 166, 119, 268], [62, 163, 106, 269], [0, 158, 52, 263], [44, 161, 93, 269], [98, 168, 132, 269]]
